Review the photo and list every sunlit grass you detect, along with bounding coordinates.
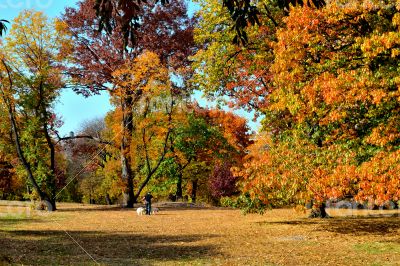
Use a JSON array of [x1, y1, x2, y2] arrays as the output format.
[[1, 202, 399, 265], [355, 242, 400, 255]]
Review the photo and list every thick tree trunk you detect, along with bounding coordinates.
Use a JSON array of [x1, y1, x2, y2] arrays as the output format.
[[309, 203, 329, 218], [191, 179, 198, 203], [44, 199, 56, 211], [120, 96, 134, 208], [121, 152, 134, 207], [176, 172, 183, 200], [42, 121, 57, 210]]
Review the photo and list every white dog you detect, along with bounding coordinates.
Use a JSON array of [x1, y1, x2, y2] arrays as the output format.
[[136, 207, 146, 216], [136, 207, 159, 215]]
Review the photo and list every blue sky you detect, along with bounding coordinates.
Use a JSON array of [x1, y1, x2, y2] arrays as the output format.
[[1, 0, 261, 135]]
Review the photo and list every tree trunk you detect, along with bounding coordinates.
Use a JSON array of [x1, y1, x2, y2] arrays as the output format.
[[191, 179, 198, 203], [121, 152, 134, 207], [120, 95, 134, 208], [309, 202, 329, 218], [170, 146, 185, 201], [176, 172, 183, 200], [45, 199, 56, 211], [42, 120, 57, 208]]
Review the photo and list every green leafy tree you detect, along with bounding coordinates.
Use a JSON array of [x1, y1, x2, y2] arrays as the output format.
[[0, 10, 71, 210], [170, 109, 242, 203], [191, 0, 286, 115]]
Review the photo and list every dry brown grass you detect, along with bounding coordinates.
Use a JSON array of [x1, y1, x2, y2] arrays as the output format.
[[1, 201, 400, 265]]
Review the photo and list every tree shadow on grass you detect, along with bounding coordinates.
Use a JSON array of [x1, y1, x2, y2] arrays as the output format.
[[55, 205, 123, 212], [319, 216, 400, 236], [259, 216, 400, 236], [0, 218, 41, 225], [0, 228, 220, 265], [0, 217, 47, 228]]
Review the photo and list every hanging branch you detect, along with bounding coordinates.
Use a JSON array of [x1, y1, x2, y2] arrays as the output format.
[[55, 132, 113, 145]]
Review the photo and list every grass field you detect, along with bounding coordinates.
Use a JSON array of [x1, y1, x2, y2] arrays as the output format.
[[1, 201, 400, 265]]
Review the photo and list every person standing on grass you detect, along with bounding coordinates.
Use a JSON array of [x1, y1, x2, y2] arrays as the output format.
[[143, 192, 153, 215]]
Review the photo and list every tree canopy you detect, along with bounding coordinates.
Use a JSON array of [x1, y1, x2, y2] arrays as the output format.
[[0, 10, 72, 210], [94, 0, 326, 46], [232, 0, 400, 215]]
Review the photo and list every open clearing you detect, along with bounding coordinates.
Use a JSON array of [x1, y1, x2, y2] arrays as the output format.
[[1, 201, 400, 265]]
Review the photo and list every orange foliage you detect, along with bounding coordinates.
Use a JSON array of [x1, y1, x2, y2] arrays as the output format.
[[238, 1, 400, 208], [195, 106, 253, 160]]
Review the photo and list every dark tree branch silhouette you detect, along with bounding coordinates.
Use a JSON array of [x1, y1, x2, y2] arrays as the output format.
[[0, 19, 9, 36]]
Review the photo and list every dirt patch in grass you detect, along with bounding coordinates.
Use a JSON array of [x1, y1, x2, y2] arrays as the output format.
[[1, 202, 399, 265]]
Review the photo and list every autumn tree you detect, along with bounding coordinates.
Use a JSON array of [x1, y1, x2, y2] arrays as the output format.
[[0, 10, 71, 210], [131, 106, 246, 203], [194, 107, 253, 202], [209, 162, 238, 199], [271, 1, 400, 210], [63, 0, 195, 207], [196, 107, 253, 159], [101, 51, 186, 204], [94, 0, 325, 46], [236, 132, 319, 211], [171, 112, 227, 202], [191, 0, 286, 115], [237, 1, 400, 216], [167, 107, 251, 203], [0, 134, 23, 200]]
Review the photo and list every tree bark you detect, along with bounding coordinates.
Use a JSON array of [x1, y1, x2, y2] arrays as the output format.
[[42, 120, 57, 209], [176, 172, 183, 200], [191, 179, 198, 203], [309, 202, 329, 218], [120, 95, 134, 208]]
